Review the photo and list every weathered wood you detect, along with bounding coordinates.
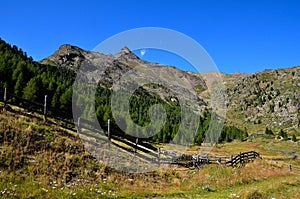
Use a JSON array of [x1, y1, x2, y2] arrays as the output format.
[[108, 119, 111, 147], [77, 117, 81, 133], [226, 151, 260, 167], [157, 148, 161, 165], [4, 87, 7, 106], [43, 95, 47, 121], [1, 89, 75, 128], [135, 138, 138, 154]]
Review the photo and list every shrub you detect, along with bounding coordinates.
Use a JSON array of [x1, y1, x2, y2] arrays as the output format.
[[246, 190, 266, 199], [292, 134, 297, 142]]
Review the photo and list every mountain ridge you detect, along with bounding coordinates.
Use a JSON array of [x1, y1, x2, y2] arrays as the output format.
[[39, 44, 300, 135], [1, 38, 298, 135], [40, 43, 299, 75]]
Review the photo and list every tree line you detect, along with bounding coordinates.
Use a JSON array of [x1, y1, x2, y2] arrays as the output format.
[[0, 38, 74, 114]]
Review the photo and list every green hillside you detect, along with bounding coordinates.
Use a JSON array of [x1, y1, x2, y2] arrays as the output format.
[[0, 38, 246, 145], [0, 38, 299, 198]]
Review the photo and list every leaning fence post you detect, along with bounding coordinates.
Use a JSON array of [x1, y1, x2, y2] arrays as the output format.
[[43, 95, 47, 121], [4, 87, 7, 106]]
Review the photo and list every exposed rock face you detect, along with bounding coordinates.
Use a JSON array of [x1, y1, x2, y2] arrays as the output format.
[[40, 44, 208, 113], [40, 44, 300, 134], [114, 46, 140, 61], [40, 44, 87, 69], [224, 67, 300, 134]]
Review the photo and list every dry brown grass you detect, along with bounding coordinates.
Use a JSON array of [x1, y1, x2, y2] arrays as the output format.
[[0, 109, 299, 198]]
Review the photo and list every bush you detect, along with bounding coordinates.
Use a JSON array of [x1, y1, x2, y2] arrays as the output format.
[[246, 190, 266, 199], [278, 129, 288, 140], [292, 134, 297, 142], [265, 127, 274, 135]]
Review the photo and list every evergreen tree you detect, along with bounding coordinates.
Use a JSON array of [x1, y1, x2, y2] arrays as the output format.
[[14, 72, 25, 96], [60, 87, 72, 111], [23, 77, 43, 101]]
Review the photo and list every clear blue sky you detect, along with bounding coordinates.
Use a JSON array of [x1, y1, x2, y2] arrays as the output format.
[[1, 0, 299, 73]]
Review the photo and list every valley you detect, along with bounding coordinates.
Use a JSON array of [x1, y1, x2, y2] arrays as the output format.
[[0, 38, 299, 198]]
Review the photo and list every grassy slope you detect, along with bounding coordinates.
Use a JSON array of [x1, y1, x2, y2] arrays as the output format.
[[0, 105, 299, 198]]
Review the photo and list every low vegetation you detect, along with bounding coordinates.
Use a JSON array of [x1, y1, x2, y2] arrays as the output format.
[[0, 108, 299, 198], [0, 37, 299, 198]]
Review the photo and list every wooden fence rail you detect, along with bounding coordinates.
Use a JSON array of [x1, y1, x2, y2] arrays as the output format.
[[77, 117, 160, 162], [0, 88, 75, 127], [226, 151, 260, 167], [1, 88, 262, 169]]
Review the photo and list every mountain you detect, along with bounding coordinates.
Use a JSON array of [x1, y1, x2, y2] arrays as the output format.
[[40, 44, 208, 111], [40, 44, 300, 135], [0, 37, 298, 137], [1, 39, 220, 145]]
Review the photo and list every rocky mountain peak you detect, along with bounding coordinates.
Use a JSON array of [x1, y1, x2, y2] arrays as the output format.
[[55, 44, 85, 56], [114, 46, 140, 60], [39, 44, 86, 69], [117, 46, 131, 54]]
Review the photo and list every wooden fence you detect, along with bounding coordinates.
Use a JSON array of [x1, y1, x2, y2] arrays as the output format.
[[0, 88, 74, 128], [225, 151, 261, 167], [0, 88, 262, 169], [77, 117, 160, 163]]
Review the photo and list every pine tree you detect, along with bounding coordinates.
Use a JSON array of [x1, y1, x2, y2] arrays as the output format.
[[14, 73, 25, 96], [23, 77, 43, 101]]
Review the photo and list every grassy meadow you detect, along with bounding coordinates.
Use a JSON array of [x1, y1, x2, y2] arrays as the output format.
[[0, 105, 299, 198]]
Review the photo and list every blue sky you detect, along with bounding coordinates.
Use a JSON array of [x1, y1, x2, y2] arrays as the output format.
[[0, 0, 299, 73]]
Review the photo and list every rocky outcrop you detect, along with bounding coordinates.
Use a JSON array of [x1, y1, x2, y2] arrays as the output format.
[[40, 44, 208, 113], [224, 66, 300, 133]]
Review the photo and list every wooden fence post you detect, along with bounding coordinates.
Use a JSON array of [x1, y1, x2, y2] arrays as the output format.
[[217, 157, 221, 166], [135, 138, 138, 154], [192, 156, 196, 168], [77, 117, 81, 133], [108, 119, 111, 147], [4, 87, 7, 106], [43, 95, 47, 121], [157, 147, 161, 165]]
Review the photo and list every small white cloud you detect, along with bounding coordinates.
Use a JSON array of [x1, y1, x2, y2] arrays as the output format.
[[140, 49, 146, 57]]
